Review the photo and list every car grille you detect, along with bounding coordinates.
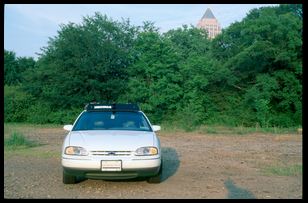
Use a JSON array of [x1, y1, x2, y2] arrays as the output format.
[[90, 151, 132, 156]]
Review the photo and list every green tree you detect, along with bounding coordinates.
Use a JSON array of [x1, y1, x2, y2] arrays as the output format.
[[5, 5, 302, 128], [163, 25, 219, 127], [4, 50, 36, 85], [4, 50, 18, 85], [23, 13, 139, 110], [210, 4, 302, 127], [122, 22, 183, 122]]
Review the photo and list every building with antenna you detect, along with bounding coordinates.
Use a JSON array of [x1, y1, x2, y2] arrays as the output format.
[[197, 8, 221, 39]]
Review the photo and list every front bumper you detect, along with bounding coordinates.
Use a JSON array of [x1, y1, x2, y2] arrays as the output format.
[[62, 156, 161, 179]]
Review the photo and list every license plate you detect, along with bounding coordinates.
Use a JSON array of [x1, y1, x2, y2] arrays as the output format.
[[101, 160, 122, 171]]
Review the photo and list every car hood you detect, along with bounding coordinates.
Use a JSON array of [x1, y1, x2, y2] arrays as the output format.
[[68, 130, 155, 151]]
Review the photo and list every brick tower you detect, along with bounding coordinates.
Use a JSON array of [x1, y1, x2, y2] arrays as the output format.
[[197, 8, 221, 39]]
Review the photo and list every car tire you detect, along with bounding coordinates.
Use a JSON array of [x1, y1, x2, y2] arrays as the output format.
[[147, 160, 163, 184], [63, 170, 76, 184]]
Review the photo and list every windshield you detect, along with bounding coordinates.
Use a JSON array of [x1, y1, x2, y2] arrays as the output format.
[[72, 111, 152, 132]]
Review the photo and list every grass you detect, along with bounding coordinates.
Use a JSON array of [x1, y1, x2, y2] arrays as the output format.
[[4, 131, 40, 150], [160, 122, 189, 133], [4, 147, 60, 158], [263, 164, 302, 176], [160, 121, 299, 135], [4, 124, 61, 158], [4, 122, 62, 136], [197, 125, 299, 136], [204, 126, 218, 134], [4, 122, 300, 137], [232, 125, 299, 135], [4, 123, 62, 159]]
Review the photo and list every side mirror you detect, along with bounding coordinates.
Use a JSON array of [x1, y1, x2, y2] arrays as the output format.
[[152, 125, 161, 132], [63, 125, 73, 131]]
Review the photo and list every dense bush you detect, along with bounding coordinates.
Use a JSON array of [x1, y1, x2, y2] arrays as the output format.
[[4, 4, 302, 128], [4, 85, 34, 122]]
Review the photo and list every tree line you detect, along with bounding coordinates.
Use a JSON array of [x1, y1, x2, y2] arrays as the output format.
[[4, 4, 302, 129]]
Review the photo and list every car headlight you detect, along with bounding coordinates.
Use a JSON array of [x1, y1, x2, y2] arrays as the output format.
[[135, 147, 158, 156], [65, 146, 88, 156]]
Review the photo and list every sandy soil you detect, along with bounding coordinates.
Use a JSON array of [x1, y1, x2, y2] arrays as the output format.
[[4, 127, 302, 199]]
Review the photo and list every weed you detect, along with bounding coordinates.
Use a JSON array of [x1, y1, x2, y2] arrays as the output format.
[[263, 164, 302, 176], [205, 126, 218, 134], [4, 131, 40, 149]]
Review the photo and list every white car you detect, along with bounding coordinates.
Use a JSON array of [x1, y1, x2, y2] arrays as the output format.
[[61, 103, 162, 184]]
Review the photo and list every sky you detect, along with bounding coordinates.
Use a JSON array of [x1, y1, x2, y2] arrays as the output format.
[[4, 4, 279, 59]]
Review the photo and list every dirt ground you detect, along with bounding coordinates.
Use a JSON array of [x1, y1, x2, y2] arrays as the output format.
[[4, 126, 302, 199]]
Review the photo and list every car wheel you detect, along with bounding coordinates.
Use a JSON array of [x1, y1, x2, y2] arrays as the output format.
[[63, 170, 76, 184], [147, 160, 163, 184]]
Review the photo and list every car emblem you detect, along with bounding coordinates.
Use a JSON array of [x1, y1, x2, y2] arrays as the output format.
[[108, 151, 116, 155]]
